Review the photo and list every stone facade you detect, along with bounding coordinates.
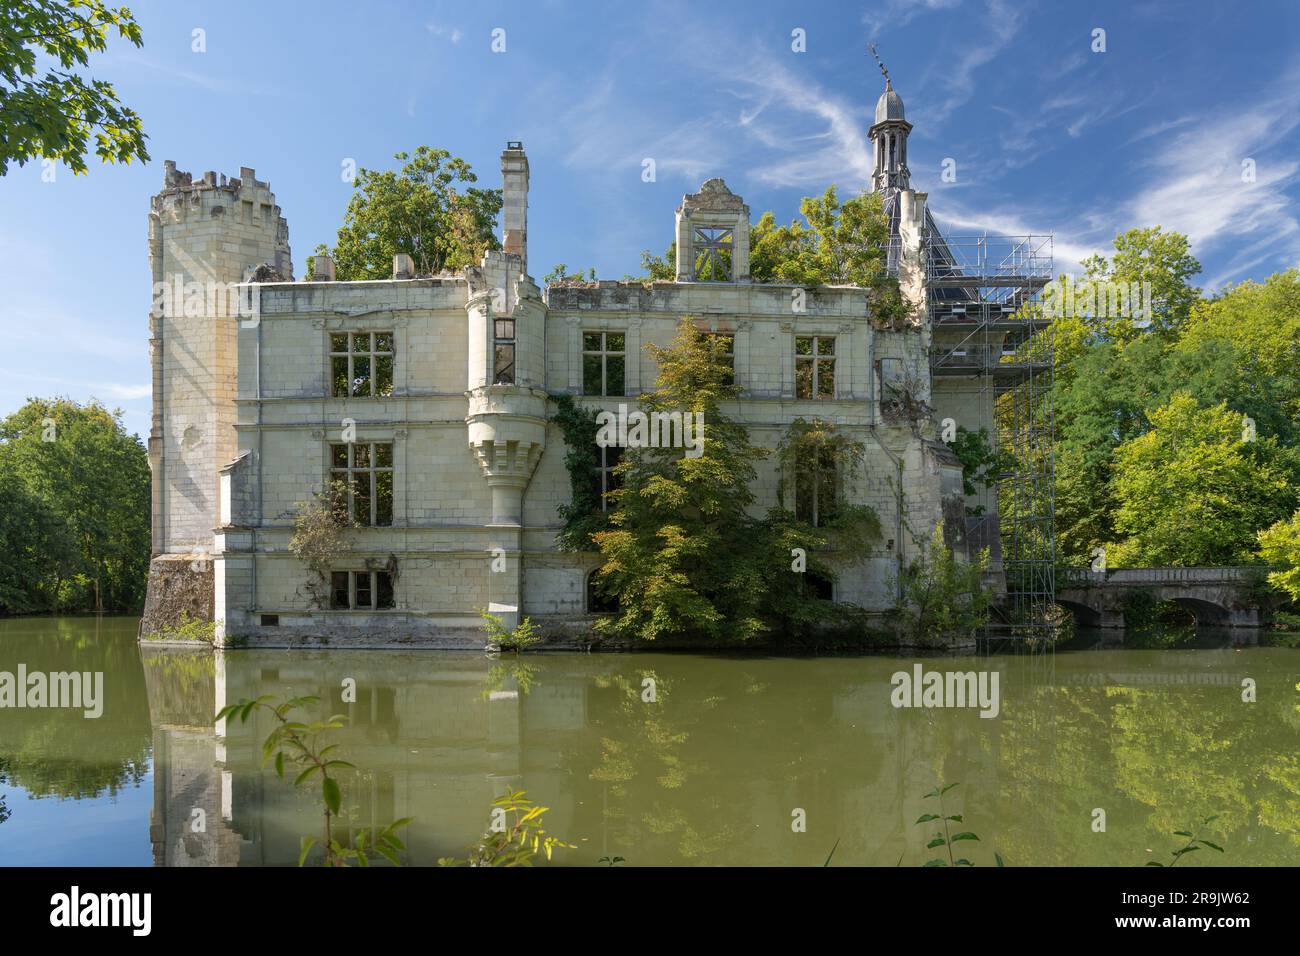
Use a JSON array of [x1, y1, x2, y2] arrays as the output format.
[[142, 89, 974, 647]]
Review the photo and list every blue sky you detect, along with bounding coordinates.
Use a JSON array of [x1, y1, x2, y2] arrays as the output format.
[[2, 0, 1298, 441]]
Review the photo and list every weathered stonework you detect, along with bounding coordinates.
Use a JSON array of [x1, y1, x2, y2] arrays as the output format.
[[142, 84, 990, 648]]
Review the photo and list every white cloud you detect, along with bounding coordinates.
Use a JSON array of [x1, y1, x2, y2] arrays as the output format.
[[1123, 66, 1300, 287], [426, 23, 463, 44], [863, 0, 964, 37]]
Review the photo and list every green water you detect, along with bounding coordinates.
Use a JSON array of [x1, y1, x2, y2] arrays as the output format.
[[0, 616, 1296, 866]]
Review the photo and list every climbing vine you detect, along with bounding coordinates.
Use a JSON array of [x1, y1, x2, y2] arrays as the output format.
[[550, 394, 608, 551]]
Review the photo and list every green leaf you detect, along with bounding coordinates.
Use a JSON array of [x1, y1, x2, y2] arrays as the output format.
[[923, 859, 947, 867], [1173, 830, 1193, 837], [915, 814, 940, 824], [294, 765, 321, 786], [1198, 840, 1224, 852], [940, 783, 959, 795], [950, 832, 980, 842], [298, 836, 317, 867], [275, 751, 284, 778], [926, 837, 947, 849], [322, 776, 342, 815], [995, 852, 1005, 867]]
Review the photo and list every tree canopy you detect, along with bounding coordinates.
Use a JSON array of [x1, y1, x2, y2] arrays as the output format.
[[0, 0, 149, 175], [0, 398, 150, 612], [315, 146, 502, 279]]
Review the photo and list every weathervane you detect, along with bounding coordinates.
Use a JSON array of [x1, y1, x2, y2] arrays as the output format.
[[868, 42, 891, 85]]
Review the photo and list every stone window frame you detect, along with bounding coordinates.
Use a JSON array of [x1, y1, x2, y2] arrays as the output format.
[[703, 331, 736, 387], [594, 442, 624, 512], [793, 444, 841, 528], [493, 317, 516, 384], [330, 330, 394, 398], [794, 334, 837, 399], [330, 569, 396, 610], [329, 440, 395, 527], [582, 330, 627, 397]]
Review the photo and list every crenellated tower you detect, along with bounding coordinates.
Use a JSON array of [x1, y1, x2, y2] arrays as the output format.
[[143, 163, 291, 624]]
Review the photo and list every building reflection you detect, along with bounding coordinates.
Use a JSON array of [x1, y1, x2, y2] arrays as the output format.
[[141, 643, 1297, 866]]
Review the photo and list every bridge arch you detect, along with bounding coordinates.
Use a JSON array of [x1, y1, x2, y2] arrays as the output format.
[[1054, 599, 1103, 628], [1159, 594, 1232, 626]]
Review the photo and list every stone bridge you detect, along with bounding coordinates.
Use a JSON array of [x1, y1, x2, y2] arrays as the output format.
[[1056, 567, 1265, 629]]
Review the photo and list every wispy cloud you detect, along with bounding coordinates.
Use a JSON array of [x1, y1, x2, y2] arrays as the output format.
[[863, 0, 964, 37], [926, 0, 1022, 124], [1124, 64, 1300, 288], [426, 22, 464, 44]]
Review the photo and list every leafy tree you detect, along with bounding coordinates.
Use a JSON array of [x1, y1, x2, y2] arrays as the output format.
[[635, 187, 904, 321], [898, 523, 991, 643], [315, 147, 501, 279], [1080, 226, 1202, 340], [1107, 393, 1298, 566], [592, 319, 770, 642], [0, 397, 149, 612], [1258, 511, 1300, 602], [749, 187, 892, 285], [0, 0, 148, 175], [1165, 270, 1300, 445], [0, 465, 73, 612]]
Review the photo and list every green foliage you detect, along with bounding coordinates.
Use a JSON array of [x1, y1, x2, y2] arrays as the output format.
[[315, 146, 501, 279], [1144, 815, 1225, 867], [1050, 250, 1300, 571], [1258, 510, 1300, 602], [0, 397, 150, 612], [583, 329, 883, 644], [287, 478, 355, 607], [215, 695, 411, 867], [543, 263, 595, 284], [635, 186, 905, 323], [914, 783, 985, 867], [439, 788, 574, 867], [1107, 393, 1298, 566], [945, 426, 1012, 513], [750, 187, 906, 324], [0, 0, 149, 175], [549, 394, 608, 551], [479, 610, 542, 651], [1080, 226, 1202, 340], [145, 611, 218, 645], [898, 524, 991, 643], [592, 319, 771, 643]]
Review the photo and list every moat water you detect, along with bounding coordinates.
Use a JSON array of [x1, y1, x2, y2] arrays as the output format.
[[1, 616, 1296, 866]]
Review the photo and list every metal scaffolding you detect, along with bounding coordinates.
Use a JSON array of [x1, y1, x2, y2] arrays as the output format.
[[927, 232, 1056, 637]]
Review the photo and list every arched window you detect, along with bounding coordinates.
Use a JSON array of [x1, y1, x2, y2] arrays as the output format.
[[586, 571, 619, 612]]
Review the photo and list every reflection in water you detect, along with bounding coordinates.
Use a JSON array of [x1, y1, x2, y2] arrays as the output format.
[[1, 617, 1296, 866]]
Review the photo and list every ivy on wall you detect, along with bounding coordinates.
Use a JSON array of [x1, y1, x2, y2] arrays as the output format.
[[549, 394, 608, 552]]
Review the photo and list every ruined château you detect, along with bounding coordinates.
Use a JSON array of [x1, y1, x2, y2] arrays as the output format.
[[141, 78, 1048, 645]]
